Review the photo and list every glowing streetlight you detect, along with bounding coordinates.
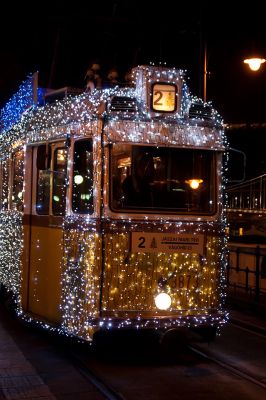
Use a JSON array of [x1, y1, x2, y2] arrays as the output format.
[[244, 57, 266, 71]]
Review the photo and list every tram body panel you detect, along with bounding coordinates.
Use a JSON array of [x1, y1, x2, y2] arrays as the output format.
[[22, 141, 68, 323], [20, 147, 33, 311], [21, 220, 30, 311], [100, 230, 221, 316], [62, 226, 102, 338], [27, 222, 63, 322]]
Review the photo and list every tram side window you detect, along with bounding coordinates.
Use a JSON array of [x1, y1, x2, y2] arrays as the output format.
[[0, 159, 10, 211], [36, 144, 50, 215], [72, 139, 93, 214], [52, 148, 68, 216], [11, 150, 24, 211]]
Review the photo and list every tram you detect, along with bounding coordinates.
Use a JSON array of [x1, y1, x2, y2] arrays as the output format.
[[0, 65, 228, 342]]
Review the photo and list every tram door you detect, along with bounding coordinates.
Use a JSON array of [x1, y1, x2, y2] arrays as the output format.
[[27, 142, 68, 323]]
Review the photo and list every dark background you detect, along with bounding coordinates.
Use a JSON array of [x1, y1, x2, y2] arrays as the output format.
[[1, 1, 266, 178], [1, 1, 266, 123]]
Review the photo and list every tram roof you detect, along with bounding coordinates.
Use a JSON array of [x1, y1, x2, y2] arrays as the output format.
[[0, 66, 225, 153]]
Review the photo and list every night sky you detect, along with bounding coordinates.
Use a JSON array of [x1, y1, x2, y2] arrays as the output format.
[[1, 1, 266, 125]]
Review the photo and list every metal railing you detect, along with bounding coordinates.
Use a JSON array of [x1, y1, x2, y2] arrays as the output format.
[[227, 173, 266, 213], [227, 244, 266, 303]]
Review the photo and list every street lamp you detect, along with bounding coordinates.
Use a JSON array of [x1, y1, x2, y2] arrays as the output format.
[[203, 43, 207, 102], [243, 57, 266, 71]]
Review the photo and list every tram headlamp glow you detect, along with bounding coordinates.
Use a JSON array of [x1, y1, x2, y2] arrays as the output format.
[[155, 292, 172, 310]]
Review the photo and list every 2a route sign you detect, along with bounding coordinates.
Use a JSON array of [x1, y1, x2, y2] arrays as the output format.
[[131, 232, 204, 254]]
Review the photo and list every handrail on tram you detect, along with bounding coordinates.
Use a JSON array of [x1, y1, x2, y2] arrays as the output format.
[[226, 147, 246, 187]]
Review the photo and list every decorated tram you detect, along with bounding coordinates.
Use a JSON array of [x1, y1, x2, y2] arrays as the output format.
[[0, 65, 228, 342]]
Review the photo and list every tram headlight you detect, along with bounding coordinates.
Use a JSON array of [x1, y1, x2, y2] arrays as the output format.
[[154, 292, 172, 310]]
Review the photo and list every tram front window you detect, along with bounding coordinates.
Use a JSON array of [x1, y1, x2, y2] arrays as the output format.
[[110, 144, 216, 214]]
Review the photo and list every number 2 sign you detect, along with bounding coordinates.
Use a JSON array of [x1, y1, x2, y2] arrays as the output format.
[[151, 83, 177, 112]]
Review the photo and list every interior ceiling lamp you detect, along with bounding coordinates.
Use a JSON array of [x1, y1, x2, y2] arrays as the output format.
[[244, 57, 266, 71]]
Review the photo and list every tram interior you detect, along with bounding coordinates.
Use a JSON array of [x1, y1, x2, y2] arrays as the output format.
[[111, 144, 215, 213]]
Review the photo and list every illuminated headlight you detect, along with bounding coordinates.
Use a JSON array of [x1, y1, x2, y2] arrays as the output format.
[[155, 292, 172, 310]]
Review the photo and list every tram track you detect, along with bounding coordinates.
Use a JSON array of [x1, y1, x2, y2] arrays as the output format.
[[71, 346, 266, 399], [67, 348, 126, 400], [66, 330, 266, 400], [61, 315, 266, 399], [229, 318, 266, 338], [188, 315, 266, 391], [188, 344, 266, 391], [2, 299, 266, 399]]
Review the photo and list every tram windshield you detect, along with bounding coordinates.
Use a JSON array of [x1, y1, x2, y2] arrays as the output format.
[[110, 144, 216, 214]]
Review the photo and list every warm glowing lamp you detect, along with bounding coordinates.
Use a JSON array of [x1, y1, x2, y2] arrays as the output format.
[[185, 179, 203, 190], [154, 292, 172, 310], [244, 58, 266, 71]]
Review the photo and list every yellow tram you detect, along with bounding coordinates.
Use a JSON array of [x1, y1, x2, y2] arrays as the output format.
[[0, 65, 228, 341]]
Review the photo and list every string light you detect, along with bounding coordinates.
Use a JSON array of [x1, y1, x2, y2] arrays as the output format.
[[0, 65, 228, 341]]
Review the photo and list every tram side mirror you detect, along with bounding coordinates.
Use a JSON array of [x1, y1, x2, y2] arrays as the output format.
[[225, 147, 246, 184], [36, 144, 51, 170]]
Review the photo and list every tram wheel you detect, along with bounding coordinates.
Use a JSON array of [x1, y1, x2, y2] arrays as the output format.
[[159, 328, 190, 359], [191, 326, 217, 342]]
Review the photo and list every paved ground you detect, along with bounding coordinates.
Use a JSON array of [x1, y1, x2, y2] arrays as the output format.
[[0, 304, 104, 400], [1, 298, 266, 399]]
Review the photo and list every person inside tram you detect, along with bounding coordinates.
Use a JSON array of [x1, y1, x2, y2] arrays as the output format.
[[122, 150, 155, 207]]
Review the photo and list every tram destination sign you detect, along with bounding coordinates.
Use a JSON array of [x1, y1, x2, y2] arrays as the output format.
[[131, 232, 204, 254]]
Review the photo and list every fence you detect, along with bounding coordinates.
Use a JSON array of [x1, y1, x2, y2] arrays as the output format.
[[227, 243, 266, 304], [227, 173, 266, 213]]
